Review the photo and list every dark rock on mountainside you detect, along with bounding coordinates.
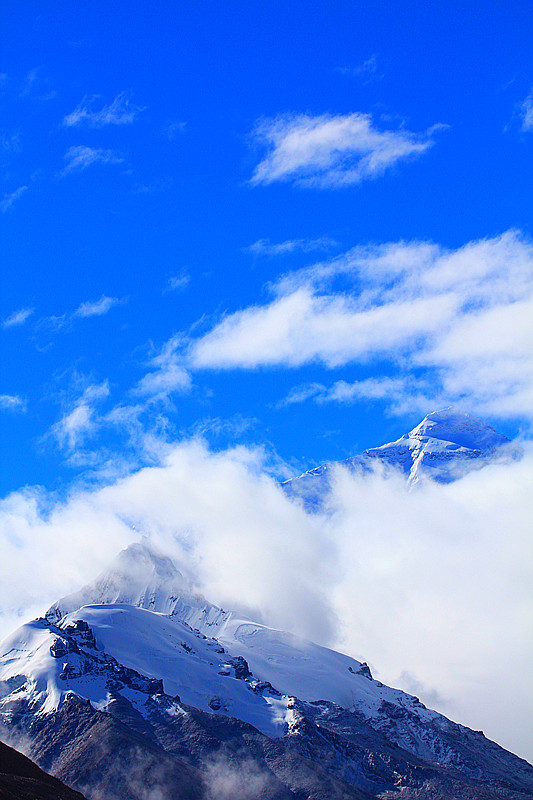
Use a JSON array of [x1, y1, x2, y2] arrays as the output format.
[[5, 680, 532, 800], [0, 738, 88, 800]]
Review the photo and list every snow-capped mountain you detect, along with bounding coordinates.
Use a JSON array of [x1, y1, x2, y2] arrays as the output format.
[[1, 542, 532, 800], [282, 407, 521, 508]]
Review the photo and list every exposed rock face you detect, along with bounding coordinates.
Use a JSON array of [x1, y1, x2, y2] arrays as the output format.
[[0, 738, 88, 800], [1, 598, 532, 800]]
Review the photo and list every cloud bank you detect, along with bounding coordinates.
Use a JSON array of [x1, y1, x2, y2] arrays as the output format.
[[0, 438, 531, 763]]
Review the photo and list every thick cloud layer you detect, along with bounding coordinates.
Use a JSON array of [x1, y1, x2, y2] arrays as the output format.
[[0, 439, 531, 761]]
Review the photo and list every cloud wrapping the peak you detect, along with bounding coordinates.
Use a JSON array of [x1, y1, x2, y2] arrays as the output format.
[[0, 438, 531, 761], [250, 113, 441, 188]]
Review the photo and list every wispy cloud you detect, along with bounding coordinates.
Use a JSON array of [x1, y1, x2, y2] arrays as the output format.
[[1, 185, 28, 212], [20, 67, 57, 101], [73, 295, 125, 318], [245, 237, 337, 257], [61, 145, 123, 175], [163, 120, 187, 139], [279, 376, 438, 418], [0, 394, 27, 413], [520, 87, 533, 131], [133, 335, 192, 401], [36, 296, 126, 339], [63, 92, 144, 127], [164, 270, 190, 293], [188, 230, 533, 422], [2, 307, 34, 328], [51, 381, 110, 451], [337, 55, 383, 83], [250, 113, 442, 188]]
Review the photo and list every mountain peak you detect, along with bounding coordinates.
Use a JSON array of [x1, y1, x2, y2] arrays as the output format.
[[408, 407, 509, 451], [111, 541, 183, 582], [46, 540, 192, 623]]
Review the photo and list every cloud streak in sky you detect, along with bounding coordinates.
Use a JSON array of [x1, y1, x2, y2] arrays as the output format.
[[188, 230, 533, 422], [2, 307, 34, 328], [133, 335, 192, 401], [51, 381, 110, 452], [74, 295, 125, 318], [520, 87, 533, 131], [249, 113, 442, 188], [63, 92, 144, 127], [0, 394, 27, 413], [1, 185, 28, 212], [245, 237, 338, 257], [62, 145, 123, 175]]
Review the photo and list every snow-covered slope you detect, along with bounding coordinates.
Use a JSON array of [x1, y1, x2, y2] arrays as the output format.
[[282, 407, 520, 508], [12, 544, 438, 738], [0, 601, 440, 740], [2, 543, 533, 800]]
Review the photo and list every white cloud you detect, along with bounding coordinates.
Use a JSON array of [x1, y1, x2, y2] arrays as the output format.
[[276, 382, 327, 407], [74, 295, 124, 318], [36, 297, 125, 337], [250, 113, 441, 188], [337, 55, 383, 83], [62, 145, 123, 175], [164, 120, 187, 139], [2, 307, 34, 328], [0, 438, 531, 762], [191, 286, 455, 368], [245, 237, 337, 257], [520, 87, 533, 131], [133, 335, 192, 401], [0, 394, 26, 413], [188, 230, 533, 422], [51, 381, 110, 451], [63, 92, 143, 127], [1, 185, 27, 212], [279, 376, 441, 418], [164, 270, 190, 293]]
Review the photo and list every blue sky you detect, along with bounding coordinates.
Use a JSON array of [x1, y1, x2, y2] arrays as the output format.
[[2, 2, 533, 761], [1, 0, 533, 493]]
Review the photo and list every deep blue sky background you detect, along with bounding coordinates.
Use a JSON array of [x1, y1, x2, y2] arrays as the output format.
[[1, 0, 533, 494]]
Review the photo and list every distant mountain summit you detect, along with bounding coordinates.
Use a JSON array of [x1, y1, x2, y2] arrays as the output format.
[[282, 408, 520, 507]]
